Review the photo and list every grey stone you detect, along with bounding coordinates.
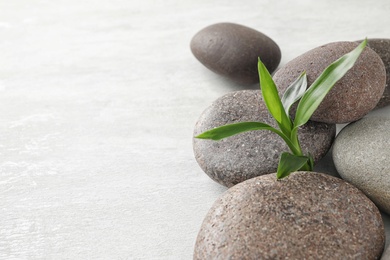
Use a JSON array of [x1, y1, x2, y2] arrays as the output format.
[[365, 39, 390, 109], [333, 117, 390, 215], [382, 246, 390, 260], [273, 41, 386, 124], [194, 172, 385, 259], [190, 22, 281, 85], [193, 90, 335, 187]]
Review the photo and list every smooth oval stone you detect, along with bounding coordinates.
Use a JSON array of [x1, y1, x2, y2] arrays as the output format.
[[194, 172, 385, 259], [193, 90, 335, 187], [365, 39, 390, 108], [273, 41, 386, 124], [333, 117, 390, 215], [190, 23, 281, 85]]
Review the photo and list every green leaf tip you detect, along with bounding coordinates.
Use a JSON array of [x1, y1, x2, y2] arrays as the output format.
[[258, 58, 292, 136], [194, 122, 281, 141], [281, 71, 308, 115], [293, 38, 367, 128], [276, 152, 311, 179]]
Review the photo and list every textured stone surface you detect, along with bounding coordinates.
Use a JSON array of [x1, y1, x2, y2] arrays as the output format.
[[190, 22, 281, 85], [273, 41, 386, 124], [194, 172, 385, 259], [193, 90, 336, 187], [333, 117, 390, 215], [365, 39, 390, 108]]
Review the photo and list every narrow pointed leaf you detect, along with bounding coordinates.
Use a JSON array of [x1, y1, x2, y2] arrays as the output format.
[[276, 152, 309, 179], [294, 39, 367, 128], [195, 121, 301, 155], [258, 58, 292, 135], [195, 121, 281, 140], [281, 71, 307, 114], [307, 152, 314, 170]]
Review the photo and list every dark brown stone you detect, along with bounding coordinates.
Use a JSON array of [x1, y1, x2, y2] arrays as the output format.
[[194, 172, 385, 259], [273, 41, 386, 124], [193, 90, 335, 187], [190, 23, 281, 85], [365, 38, 390, 108]]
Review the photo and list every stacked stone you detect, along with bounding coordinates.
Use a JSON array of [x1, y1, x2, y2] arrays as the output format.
[[191, 23, 389, 259]]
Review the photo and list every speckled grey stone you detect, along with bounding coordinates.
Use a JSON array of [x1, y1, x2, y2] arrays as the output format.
[[194, 172, 385, 259], [333, 117, 390, 215], [382, 246, 390, 260], [190, 23, 281, 85], [365, 39, 390, 109], [273, 41, 386, 124], [193, 90, 336, 187]]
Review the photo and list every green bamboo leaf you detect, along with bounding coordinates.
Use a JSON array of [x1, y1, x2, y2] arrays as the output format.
[[258, 58, 292, 136], [294, 39, 367, 128], [307, 152, 314, 170], [281, 71, 307, 114], [276, 152, 309, 179], [195, 121, 282, 141], [195, 121, 302, 155]]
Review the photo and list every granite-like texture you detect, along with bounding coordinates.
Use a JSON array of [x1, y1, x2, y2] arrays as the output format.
[[365, 39, 390, 108], [194, 172, 385, 259], [190, 23, 281, 85], [333, 117, 390, 215], [193, 90, 335, 187], [273, 41, 386, 123]]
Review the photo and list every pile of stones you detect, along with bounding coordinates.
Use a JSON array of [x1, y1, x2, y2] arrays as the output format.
[[191, 22, 390, 259]]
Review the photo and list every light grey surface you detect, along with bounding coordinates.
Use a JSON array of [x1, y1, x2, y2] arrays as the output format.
[[383, 245, 390, 260], [333, 117, 390, 215], [0, 0, 389, 259]]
